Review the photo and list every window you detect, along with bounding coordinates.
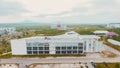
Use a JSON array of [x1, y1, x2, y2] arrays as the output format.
[[33, 47, 38, 50], [67, 51, 71, 54], [62, 51, 66, 54], [33, 51, 38, 54], [78, 51, 83, 53], [73, 47, 77, 49], [27, 47, 32, 50], [44, 43, 49, 46], [40, 43, 44, 45], [73, 51, 77, 54], [62, 47, 66, 50], [84, 42, 86, 50], [56, 51, 60, 54], [78, 47, 83, 49], [78, 49, 83, 52], [56, 47, 60, 50], [89, 44, 91, 48], [44, 47, 49, 50], [39, 47, 43, 50], [67, 47, 72, 50], [78, 43, 83, 45], [45, 51, 49, 54], [45, 45, 49, 47], [27, 51, 32, 54], [39, 51, 43, 54]]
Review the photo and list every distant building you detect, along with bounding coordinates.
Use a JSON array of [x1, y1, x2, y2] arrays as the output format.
[[0, 27, 16, 35], [11, 31, 103, 55], [51, 24, 67, 30], [93, 30, 109, 36], [106, 31, 118, 37], [107, 23, 120, 28]]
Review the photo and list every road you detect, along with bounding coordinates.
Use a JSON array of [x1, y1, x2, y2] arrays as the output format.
[[103, 44, 120, 56], [0, 44, 120, 68], [0, 57, 120, 68]]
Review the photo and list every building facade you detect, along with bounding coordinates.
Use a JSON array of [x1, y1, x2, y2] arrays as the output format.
[[11, 31, 103, 55], [51, 24, 67, 30], [0, 27, 16, 35], [107, 23, 120, 28], [93, 30, 109, 36]]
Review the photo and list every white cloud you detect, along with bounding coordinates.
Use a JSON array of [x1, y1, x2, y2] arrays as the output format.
[[0, 0, 120, 24], [14, 0, 83, 16]]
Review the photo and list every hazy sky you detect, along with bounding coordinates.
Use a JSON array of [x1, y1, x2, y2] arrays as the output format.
[[0, 0, 120, 24]]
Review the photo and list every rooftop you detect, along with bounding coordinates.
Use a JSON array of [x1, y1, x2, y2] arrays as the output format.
[[11, 31, 100, 42], [93, 30, 109, 34]]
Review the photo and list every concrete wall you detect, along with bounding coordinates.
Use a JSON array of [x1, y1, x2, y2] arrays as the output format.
[[108, 39, 120, 46], [11, 38, 103, 55], [11, 39, 27, 55]]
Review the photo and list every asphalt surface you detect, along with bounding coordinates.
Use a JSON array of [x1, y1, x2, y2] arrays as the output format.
[[103, 44, 120, 56], [0, 57, 120, 68], [0, 44, 120, 68]]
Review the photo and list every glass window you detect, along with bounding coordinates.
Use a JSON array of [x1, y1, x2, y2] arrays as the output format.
[[62, 51, 66, 54], [27, 51, 32, 54], [84, 45, 86, 50], [33, 51, 38, 54], [39, 47, 43, 50], [73, 51, 77, 54], [56, 47, 60, 50], [78, 47, 83, 49], [27, 47, 32, 50], [45, 45, 49, 47], [39, 51, 43, 54], [44, 47, 49, 50], [73, 47, 77, 49], [78, 43, 83, 45], [56, 51, 60, 54], [62, 47, 66, 50], [67, 47, 72, 50], [67, 51, 71, 54], [44, 43, 49, 46], [26, 43, 31, 47], [33, 47, 38, 50], [38, 43, 43, 46], [45, 51, 49, 54], [78, 51, 83, 53], [89, 44, 91, 48]]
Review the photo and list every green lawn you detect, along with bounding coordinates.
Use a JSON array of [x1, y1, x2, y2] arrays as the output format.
[[12, 54, 85, 58], [96, 63, 120, 68], [0, 53, 12, 58], [0, 54, 85, 58]]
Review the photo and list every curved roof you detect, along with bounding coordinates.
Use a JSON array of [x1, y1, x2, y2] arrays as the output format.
[[93, 30, 109, 34]]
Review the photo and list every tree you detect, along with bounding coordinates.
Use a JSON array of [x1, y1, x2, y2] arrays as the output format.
[[1, 39, 9, 53]]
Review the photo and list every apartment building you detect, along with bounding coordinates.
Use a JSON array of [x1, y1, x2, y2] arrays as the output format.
[[107, 23, 120, 28], [0, 27, 16, 35]]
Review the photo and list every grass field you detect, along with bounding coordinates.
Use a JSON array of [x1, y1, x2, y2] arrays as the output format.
[[96, 63, 120, 68], [12, 54, 85, 58], [0, 53, 85, 58]]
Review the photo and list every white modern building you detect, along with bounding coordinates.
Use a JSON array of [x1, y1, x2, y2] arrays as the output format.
[[11, 31, 103, 55], [107, 23, 120, 28], [0, 27, 16, 35], [93, 30, 109, 36]]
